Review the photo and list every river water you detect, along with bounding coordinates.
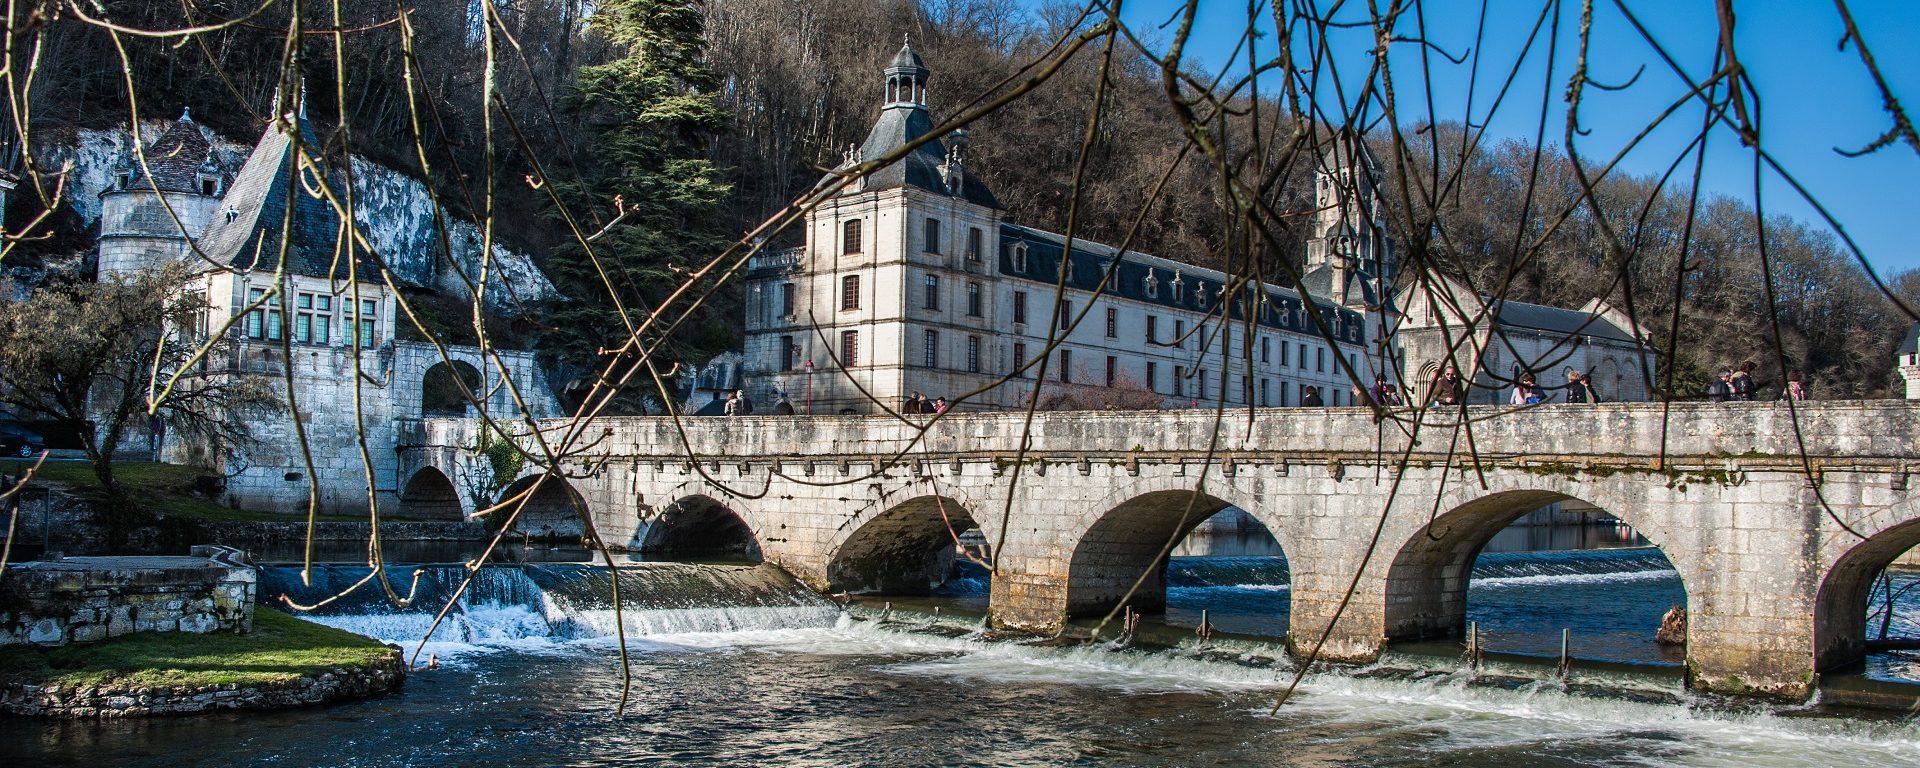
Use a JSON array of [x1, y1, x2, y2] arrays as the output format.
[[5, 526, 1920, 766]]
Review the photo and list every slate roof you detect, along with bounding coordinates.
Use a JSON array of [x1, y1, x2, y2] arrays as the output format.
[[125, 112, 216, 194], [1299, 262, 1382, 309], [889, 39, 928, 72], [1899, 322, 1920, 357], [845, 43, 1001, 209], [196, 114, 360, 280], [999, 223, 1369, 346], [1489, 299, 1639, 344]]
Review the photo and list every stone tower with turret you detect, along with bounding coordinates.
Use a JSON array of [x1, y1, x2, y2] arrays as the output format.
[[1302, 129, 1395, 311], [96, 110, 226, 277]]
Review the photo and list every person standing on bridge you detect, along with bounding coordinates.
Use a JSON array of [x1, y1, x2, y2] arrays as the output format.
[[1729, 361, 1758, 401], [1708, 370, 1733, 402], [1780, 370, 1809, 401], [1511, 372, 1545, 406], [1429, 363, 1464, 407], [1564, 369, 1598, 404], [1301, 386, 1324, 407]]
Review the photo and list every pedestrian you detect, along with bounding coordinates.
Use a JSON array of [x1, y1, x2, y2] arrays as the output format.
[[1370, 375, 1393, 405], [1565, 369, 1598, 404], [772, 394, 795, 415], [1781, 370, 1809, 401], [1381, 384, 1400, 405], [1707, 370, 1733, 402], [905, 391, 927, 414], [1301, 385, 1325, 407], [1429, 363, 1464, 406], [1510, 371, 1545, 406], [1350, 384, 1369, 406], [722, 390, 741, 416], [932, 397, 949, 414], [724, 388, 752, 416], [1729, 361, 1757, 401]]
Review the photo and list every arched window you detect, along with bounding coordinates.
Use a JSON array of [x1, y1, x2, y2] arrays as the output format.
[[1011, 243, 1028, 273]]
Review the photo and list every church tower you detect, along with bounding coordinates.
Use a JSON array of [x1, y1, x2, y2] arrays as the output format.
[[96, 109, 225, 277], [1303, 129, 1395, 310]]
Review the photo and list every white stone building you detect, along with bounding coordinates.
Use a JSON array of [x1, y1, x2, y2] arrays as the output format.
[[1900, 323, 1920, 399], [95, 108, 560, 516]]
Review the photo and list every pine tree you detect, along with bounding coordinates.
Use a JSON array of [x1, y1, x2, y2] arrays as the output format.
[[543, 0, 733, 397]]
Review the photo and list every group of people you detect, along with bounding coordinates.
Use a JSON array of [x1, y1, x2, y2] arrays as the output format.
[[903, 392, 949, 415], [722, 389, 798, 416], [1506, 369, 1599, 406], [1706, 361, 1809, 402]]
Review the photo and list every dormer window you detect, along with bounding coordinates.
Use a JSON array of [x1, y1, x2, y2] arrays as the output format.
[[1011, 243, 1028, 273], [1171, 272, 1184, 303], [198, 173, 220, 196], [1106, 260, 1120, 291], [1144, 269, 1159, 298]]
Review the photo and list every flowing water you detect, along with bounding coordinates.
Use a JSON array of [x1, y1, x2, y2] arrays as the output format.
[[5, 538, 1920, 765]]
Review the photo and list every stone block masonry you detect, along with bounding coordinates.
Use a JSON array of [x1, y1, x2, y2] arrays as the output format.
[[0, 545, 255, 647]]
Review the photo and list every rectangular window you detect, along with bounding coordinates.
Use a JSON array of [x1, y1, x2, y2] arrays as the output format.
[[1145, 315, 1157, 344], [244, 287, 282, 341], [967, 282, 983, 317], [1261, 378, 1271, 406], [1012, 291, 1028, 324], [1282, 381, 1291, 406], [294, 292, 331, 344], [1104, 306, 1117, 338], [1199, 369, 1209, 399], [1057, 300, 1071, 331], [183, 291, 209, 339], [1059, 349, 1072, 383], [967, 227, 983, 262], [1013, 342, 1027, 376], [1145, 361, 1157, 392], [780, 282, 796, 316], [840, 330, 859, 367], [345, 298, 377, 348], [967, 335, 981, 373], [842, 219, 862, 254], [924, 329, 939, 368], [924, 274, 940, 310], [1174, 319, 1185, 349], [1107, 264, 1120, 291], [780, 334, 796, 371], [1260, 336, 1271, 364], [924, 217, 941, 254], [1105, 355, 1117, 387], [1281, 339, 1291, 368], [841, 274, 861, 311], [1317, 347, 1326, 373], [1172, 366, 1185, 398]]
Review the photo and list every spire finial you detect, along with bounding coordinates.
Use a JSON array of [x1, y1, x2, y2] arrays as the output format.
[[179, 106, 193, 122]]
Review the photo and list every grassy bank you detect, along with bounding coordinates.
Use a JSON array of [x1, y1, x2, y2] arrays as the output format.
[[0, 609, 394, 689], [0, 461, 363, 522]]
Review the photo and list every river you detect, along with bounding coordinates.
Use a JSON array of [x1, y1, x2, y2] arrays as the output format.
[[4, 522, 1919, 766]]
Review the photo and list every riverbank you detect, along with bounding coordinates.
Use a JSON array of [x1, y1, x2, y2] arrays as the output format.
[[0, 609, 403, 718]]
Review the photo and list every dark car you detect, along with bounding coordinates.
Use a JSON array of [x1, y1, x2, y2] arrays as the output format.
[[0, 422, 45, 458]]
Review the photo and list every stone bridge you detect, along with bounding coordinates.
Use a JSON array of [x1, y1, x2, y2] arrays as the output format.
[[398, 402, 1920, 699]]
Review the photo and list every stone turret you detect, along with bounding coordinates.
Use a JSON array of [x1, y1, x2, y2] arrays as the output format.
[[96, 109, 225, 277], [1899, 322, 1920, 399], [1301, 129, 1393, 311]]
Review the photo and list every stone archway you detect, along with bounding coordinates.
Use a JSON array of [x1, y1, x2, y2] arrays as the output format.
[[422, 360, 484, 417], [1064, 489, 1246, 617], [395, 467, 464, 520], [827, 495, 977, 595], [1813, 517, 1920, 673], [494, 473, 586, 541], [640, 495, 762, 562]]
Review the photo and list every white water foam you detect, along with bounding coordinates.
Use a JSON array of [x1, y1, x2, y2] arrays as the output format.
[[1473, 568, 1680, 589]]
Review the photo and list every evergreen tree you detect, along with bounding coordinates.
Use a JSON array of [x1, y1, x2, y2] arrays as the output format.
[[543, 0, 732, 399]]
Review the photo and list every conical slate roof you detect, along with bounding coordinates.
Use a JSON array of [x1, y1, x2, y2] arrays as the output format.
[[1900, 322, 1920, 357], [196, 114, 361, 279], [125, 111, 216, 194], [849, 44, 1000, 209], [888, 39, 927, 72]]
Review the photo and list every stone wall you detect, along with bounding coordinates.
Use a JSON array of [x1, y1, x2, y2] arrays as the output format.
[[0, 546, 255, 647], [0, 651, 404, 718]]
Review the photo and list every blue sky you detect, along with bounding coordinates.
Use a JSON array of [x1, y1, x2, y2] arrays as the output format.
[[1083, 1, 1920, 277]]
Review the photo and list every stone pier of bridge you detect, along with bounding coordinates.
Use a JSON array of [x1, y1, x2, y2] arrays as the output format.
[[400, 402, 1920, 700]]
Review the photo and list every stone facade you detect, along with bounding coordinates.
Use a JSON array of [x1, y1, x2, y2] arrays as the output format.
[[1899, 323, 1920, 399], [408, 400, 1920, 700], [0, 546, 255, 647], [0, 652, 404, 718]]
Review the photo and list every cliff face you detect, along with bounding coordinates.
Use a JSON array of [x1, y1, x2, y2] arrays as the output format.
[[36, 122, 554, 310]]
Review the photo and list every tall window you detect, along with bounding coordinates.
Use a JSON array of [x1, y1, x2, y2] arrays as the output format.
[[967, 227, 983, 262], [1281, 339, 1290, 368], [1317, 347, 1326, 373], [1281, 381, 1291, 406], [923, 329, 939, 367], [1298, 342, 1307, 368], [346, 298, 378, 348], [183, 291, 209, 340], [1013, 342, 1027, 376], [1145, 361, 1157, 392], [1174, 319, 1185, 349], [1261, 378, 1271, 406], [923, 217, 941, 254], [1057, 300, 1071, 331], [842, 219, 862, 254], [1260, 336, 1271, 364], [840, 330, 859, 367], [1145, 315, 1157, 344], [1059, 349, 1072, 382], [779, 282, 796, 316], [966, 282, 982, 316], [780, 335, 796, 371], [1172, 366, 1184, 397], [1012, 291, 1028, 324], [244, 287, 282, 341], [1012, 243, 1028, 272], [1106, 264, 1120, 291], [841, 275, 861, 310], [924, 274, 941, 310], [1105, 355, 1117, 387], [294, 291, 331, 344], [1199, 368, 1209, 399], [1104, 306, 1117, 338], [966, 335, 981, 373]]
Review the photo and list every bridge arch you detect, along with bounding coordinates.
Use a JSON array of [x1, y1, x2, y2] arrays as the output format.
[[395, 466, 465, 520], [640, 494, 762, 562], [421, 360, 484, 417], [1813, 510, 1920, 674], [827, 494, 980, 595], [1381, 484, 1689, 648], [494, 473, 587, 541], [1064, 484, 1281, 618]]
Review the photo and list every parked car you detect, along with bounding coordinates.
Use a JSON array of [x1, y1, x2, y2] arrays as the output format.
[[0, 422, 46, 458]]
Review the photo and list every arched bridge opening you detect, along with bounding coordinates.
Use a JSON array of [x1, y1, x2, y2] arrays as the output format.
[[827, 496, 979, 596], [1815, 520, 1920, 679], [395, 467, 464, 521], [422, 360, 484, 417], [493, 474, 587, 542], [1386, 489, 1687, 665], [1066, 490, 1285, 622], [640, 495, 762, 563]]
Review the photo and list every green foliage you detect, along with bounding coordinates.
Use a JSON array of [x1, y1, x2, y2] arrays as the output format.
[[0, 609, 392, 689], [543, 0, 734, 375]]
